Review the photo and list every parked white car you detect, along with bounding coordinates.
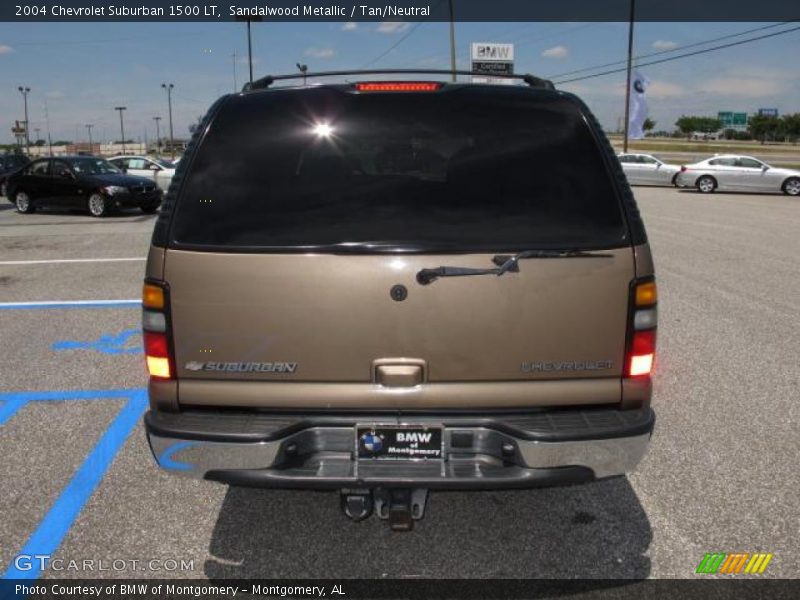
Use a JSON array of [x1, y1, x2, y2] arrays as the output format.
[[617, 153, 681, 186], [675, 155, 800, 196], [108, 156, 176, 191]]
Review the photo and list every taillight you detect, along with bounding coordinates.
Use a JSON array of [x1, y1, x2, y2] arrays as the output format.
[[626, 278, 657, 378], [142, 280, 173, 379], [680, 165, 687, 172], [354, 82, 442, 92]]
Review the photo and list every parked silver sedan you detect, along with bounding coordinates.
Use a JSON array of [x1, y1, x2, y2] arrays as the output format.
[[675, 155, 800, 196], [108, 155, 176, 191], [617, 153, 681, 187]]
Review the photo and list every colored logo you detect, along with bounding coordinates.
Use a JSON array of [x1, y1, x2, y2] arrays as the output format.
[[696, 552, 773, 574], [361, 432, 383, 453]]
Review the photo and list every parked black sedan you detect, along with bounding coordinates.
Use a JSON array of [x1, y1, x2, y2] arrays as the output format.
[[5, 156, 162, 217]]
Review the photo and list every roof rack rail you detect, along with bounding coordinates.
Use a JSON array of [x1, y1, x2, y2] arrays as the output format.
[[243, 69, 555, 92]]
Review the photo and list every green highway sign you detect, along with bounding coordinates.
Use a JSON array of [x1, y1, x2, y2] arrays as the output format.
[[718, 111, 748, 128]]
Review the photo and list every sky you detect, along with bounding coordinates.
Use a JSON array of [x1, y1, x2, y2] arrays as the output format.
[[1, 20, 798, 143]]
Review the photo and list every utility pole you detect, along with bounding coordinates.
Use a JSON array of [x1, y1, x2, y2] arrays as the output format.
[[115, 106, 127, 154], [85, 124, 94, 153], [161, 83, 175, 159], [623, 0, 636, 153], [18, 86, 31, 154], [153, 116, 162, 155], [34, 127, 41, 151], [448, 0, 456, 82]]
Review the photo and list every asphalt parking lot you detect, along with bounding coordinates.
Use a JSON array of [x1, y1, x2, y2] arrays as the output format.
[[0, 187, 798, 580]]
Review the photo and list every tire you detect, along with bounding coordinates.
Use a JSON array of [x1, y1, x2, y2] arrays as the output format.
[[696, 175, 716, 194], [14, 190, 35, 213], [87, 193, 109, 217], [140, 202, 160, 214], [783, 177, 800, 197]]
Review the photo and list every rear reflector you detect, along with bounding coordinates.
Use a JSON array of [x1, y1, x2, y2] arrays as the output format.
[[143, 331, 168, 358], [628, 330, 656, 377], [355, 82, 442, 92], [144, 331, 171, 379], [142, 283, 165, 310]]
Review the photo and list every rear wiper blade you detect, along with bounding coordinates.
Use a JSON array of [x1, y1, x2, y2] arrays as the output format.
[[416, 249, 613, 285]]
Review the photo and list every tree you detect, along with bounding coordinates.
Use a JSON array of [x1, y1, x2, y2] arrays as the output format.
[[676, 116, 721, 139], [643, 118, 656, 133], [675, 116, 696, 139], [780, 113, 800, 143], [748, 115, 781, 144]]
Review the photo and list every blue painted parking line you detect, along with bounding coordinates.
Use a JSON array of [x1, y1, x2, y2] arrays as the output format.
[[0, 389, 141, 427], [0, 300, 140, 310], [1, 388, 148, 581], [52, 329, 143, 355]]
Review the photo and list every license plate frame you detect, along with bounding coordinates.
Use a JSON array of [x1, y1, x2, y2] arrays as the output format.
[[356, 425, 444, 460]]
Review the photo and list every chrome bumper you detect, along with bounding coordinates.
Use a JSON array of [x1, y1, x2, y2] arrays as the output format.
[[145, 409, 654, 489]]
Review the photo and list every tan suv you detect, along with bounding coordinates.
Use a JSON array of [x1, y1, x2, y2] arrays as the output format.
[[143, 71, 657, 530]]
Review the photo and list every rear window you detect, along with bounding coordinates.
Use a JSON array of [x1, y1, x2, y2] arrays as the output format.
[[170, 87, 627, 252]]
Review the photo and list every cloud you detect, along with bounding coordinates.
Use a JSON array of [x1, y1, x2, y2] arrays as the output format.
[[541, 45, 569, 59], [376, 21, 410, 34], [647, 80, 687, 99], [652, 40, 678, 51], [698, 77, 787, 98], [304, 47, 335, 59], [0, 44, 13, 54], [341, 22, 357, 31]]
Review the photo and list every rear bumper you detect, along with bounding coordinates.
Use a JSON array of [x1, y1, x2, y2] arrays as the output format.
[[144, 407, 655, 490]]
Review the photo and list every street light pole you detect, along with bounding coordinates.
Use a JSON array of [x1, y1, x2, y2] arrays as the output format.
[[161, 83, 175, 159], [153, 116, 162, 155], [114, 106, 127, 154], [622, 0, 636, 154], [85, 124, 94, 153], [17, 86, 31, 154], [232, 51, 238, 92]]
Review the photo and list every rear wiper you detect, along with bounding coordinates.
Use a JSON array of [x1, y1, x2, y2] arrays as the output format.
[[416, 249, 613, 285]]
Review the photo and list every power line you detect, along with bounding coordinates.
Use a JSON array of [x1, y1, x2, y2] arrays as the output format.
[[360, 0, 444, 69], [548, 21, 796, 81], [360, 22, 428, 68], [555, 25, 800, 84]]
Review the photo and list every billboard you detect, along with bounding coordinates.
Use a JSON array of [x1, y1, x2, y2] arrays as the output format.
[[471, 43, 514, 84], [758, 108, 779, 117]]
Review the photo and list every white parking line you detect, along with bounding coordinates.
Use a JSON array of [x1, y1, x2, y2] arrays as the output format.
[[0, 299, 140, 309], [0, 257, 146, 265]]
